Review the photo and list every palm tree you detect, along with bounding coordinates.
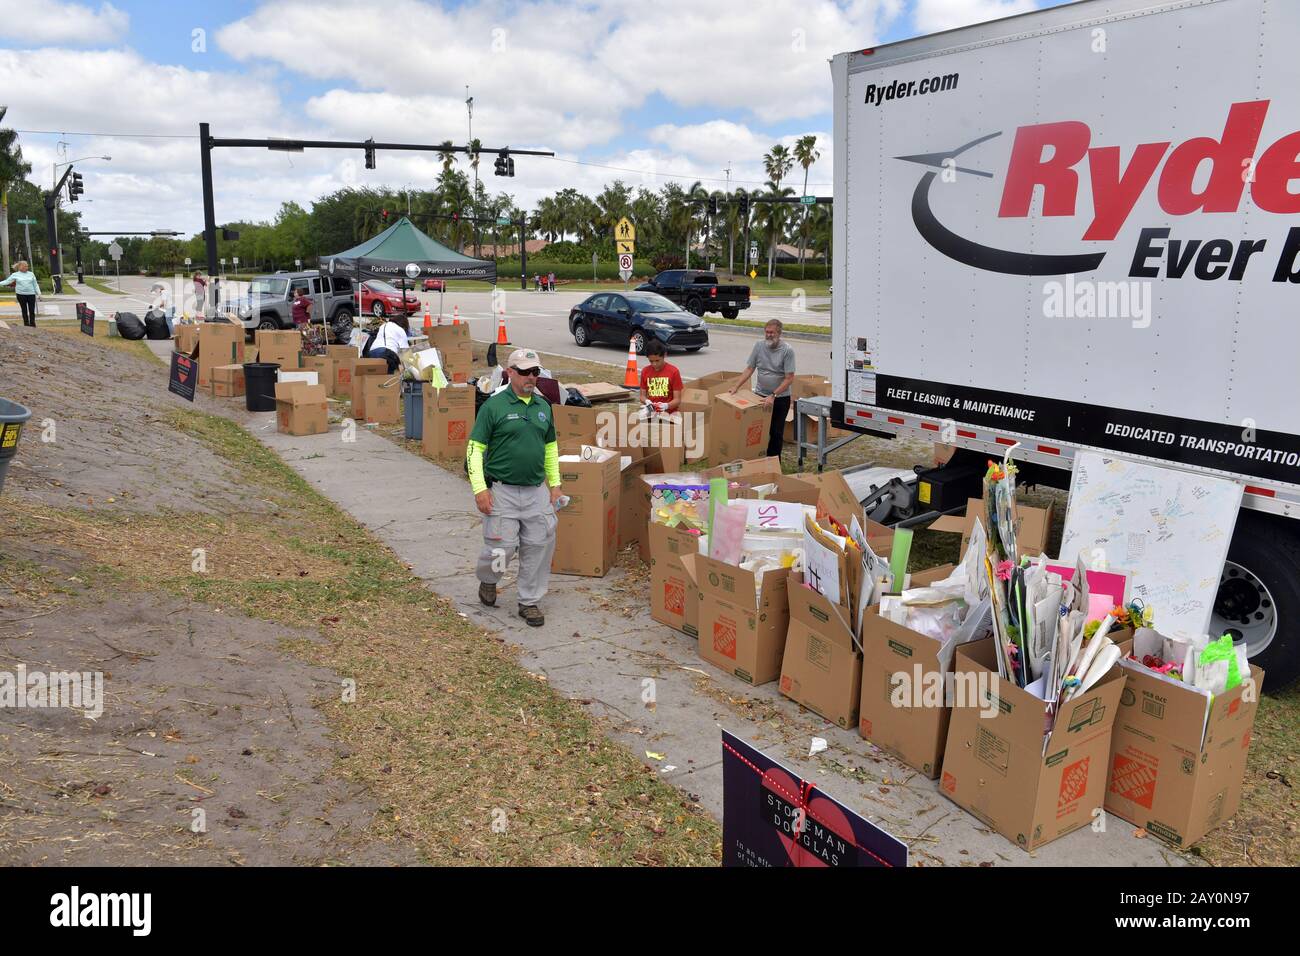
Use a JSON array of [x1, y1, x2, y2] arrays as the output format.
[[792, 134, 821, 278], [0, 116, 32, 276], [685, 181, 710, 267], [764, 144, 794, 191], [760, 181, 795, 282], [724, 187, 751, 277], [437, 140, 456, 176]]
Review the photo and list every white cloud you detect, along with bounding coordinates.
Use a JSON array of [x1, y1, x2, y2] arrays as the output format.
[[0, 0, 129, 44], [912, 0, 1039, 34]]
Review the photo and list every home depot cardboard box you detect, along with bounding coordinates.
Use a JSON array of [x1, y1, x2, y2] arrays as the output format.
[[709, 390, 771, 463], [210, 363, 245, 399], [1105, 659, 1264, 848], [552, 446, 621, 577], [427, 324, 472, 383], [857, 566, 983, 779], [779, 573, 862, 729], [647, 519, 703, 629], [361, 374, 400, 424], [794, 469, 866, 532], [196, 322, 245, 389], [350, 358, 387, 419], [274, 381, 328, 436], [421, 384, 475, 459], [301, 355, 335, 393], [681, 371, 742, 408], [695, 554, 790, 686], [616, 451, 648, 551], [940, 637, 1126, 852], [326, 344, 357, 397], [930, 497, 1055, 558]]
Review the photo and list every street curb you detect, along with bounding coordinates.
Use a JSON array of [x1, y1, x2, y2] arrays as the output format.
[[707, 323, 830, 343]]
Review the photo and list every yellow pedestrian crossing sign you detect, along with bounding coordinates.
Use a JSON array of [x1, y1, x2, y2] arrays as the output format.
[[616, 217, 636, 242], [616, 239, 635, 255]]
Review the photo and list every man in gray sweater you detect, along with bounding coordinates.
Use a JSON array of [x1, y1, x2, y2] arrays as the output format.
[[729, 319, 796, 458]]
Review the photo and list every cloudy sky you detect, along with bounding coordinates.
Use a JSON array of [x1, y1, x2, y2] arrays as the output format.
[[1, 0, 1062, 236]]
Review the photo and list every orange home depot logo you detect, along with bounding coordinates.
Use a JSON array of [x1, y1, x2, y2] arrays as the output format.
[[277, 409, 290, 428], [663, 579, 684, 616], [713, 617, 737, 660], [339, 369, 351, 385], [1109, 753, 1157, 808], [941, 771, 956, 794], [1228, 697, 1241, 717], [860, 718, 872, 737], [746, 422, 763, 446], [1057, 756, 1090, 817], [606, 506, 618, 543], [780, 675, 791, 692], [447, 420, 467, 442]]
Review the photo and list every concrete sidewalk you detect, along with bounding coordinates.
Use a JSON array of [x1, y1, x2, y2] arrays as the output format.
[[146, 339, 1192, 867]]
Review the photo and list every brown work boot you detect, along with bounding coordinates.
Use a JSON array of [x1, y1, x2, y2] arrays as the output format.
[[518, 604, 544, 627], [479, 581, 497, 607]]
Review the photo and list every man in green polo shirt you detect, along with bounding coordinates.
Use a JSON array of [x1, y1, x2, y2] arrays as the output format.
[[466, 348, 564, 627]]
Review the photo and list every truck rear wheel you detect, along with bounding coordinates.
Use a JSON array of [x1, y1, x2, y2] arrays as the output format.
[[1209, 509, 1300, 690], [721, 308, 739, 319]]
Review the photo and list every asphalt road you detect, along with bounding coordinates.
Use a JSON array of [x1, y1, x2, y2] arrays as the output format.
[[49, 276, 834, 378]]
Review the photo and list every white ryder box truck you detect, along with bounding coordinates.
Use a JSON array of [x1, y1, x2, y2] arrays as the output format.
[[830, 0, 1300, 686]]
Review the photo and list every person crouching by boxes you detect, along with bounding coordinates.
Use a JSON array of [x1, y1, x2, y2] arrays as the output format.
[[467, 349, 564, 628], [365, 316, 409, 374]]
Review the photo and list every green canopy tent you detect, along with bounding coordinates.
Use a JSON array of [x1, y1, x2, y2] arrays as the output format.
[[320, 216, 496, 323]]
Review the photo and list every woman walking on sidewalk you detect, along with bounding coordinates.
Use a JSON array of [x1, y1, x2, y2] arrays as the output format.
[[0, 261, 39, 327]]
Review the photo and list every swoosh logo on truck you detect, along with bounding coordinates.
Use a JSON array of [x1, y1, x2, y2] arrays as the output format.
[[899, 132, 1106, 276]]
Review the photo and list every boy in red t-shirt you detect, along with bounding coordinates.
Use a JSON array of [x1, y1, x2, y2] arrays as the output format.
[[639, 338, 683, 412]]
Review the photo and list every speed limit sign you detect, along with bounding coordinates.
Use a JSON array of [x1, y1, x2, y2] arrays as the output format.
[[618, 253, 633, 272]]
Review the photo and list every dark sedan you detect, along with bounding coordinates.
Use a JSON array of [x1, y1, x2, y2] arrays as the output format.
[[568, 291, 708, 354]]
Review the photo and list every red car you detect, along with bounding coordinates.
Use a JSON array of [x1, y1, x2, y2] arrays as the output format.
[[423, 278, 445, 292], [357, 279, 421, 317]]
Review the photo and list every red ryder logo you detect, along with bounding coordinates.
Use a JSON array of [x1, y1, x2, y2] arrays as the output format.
[[999, 100, 1298, 241]]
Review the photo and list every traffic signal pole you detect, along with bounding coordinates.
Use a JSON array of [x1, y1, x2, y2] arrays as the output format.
[[44, 165, 76, 293]]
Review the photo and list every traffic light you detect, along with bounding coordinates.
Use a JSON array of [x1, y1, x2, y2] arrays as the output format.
[[381, 209, 389, 223], [364, 138, 376, 170], [738, 195, 749, 217], [494, 149, 510, 177], [222, 227, 240, 241], [708, 195, 718, 216], [451, 211, 460, 224], [68, 171, 84, 203]]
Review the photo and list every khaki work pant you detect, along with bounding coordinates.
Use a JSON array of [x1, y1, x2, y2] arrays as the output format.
[[475, 483, 557, 606]]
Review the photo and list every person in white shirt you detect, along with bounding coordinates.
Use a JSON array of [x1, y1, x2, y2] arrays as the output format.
[[149, 281, 175, 334], [366, 316, 410, 373]]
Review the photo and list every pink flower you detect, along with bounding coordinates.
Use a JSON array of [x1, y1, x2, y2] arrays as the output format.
[[995, 560, 1014, 581]]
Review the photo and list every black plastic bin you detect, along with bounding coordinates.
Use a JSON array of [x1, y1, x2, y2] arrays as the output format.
[[0, 397, 33, 495], [402, 380, 424, 441], [243, 362, 281, 412]]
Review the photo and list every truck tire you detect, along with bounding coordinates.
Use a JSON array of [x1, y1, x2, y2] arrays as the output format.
[[721, 308, 739, 319], [1209, 509, 1300, 690], [685, 296, 705, 316]]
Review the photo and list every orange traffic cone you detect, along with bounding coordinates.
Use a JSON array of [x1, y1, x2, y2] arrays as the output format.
[[452, 305, 460, 326], [622, 336, 639, 388], [496, 308, 511, 346], [423, 307, 432, 331]]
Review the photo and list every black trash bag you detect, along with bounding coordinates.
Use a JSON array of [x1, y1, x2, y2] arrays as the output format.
[[564, 387, 592, 408], [486, 342, 498, 369], [114, 312, 146, 340], [144, 310, 171, 340]]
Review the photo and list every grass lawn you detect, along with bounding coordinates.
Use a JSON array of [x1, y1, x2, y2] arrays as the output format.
[[81, 275, 126, 295]]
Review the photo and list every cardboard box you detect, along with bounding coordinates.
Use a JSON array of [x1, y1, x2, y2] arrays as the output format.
[[940, 637, 1126, 852], [257, 342, 302, 372], [302, 355, 335, 392], [350, 358, 388, 419], [785, 375, 851, 442], [617, 453, 648, 550], [794, 469, 866, 532], [681, 371, 742, 409], [930, 497, 1055, 558], [857, 565, 977, 778], [553, 404, 602, 451], [255, 329, 301, 350], [421, 384, 476, 458], [326, 345, 357, 396], [780, 573, 862, 729], [274, 381, 328, 436], [552, 446, 621, 577], [196, 323, 245, 389], [174, 324, 200, 355], [695, 553, 790, 686], [427, 324, 473, 384], [361, 374, 400, 424], [210, 363, 245, 399], [1104, 660, 1263, 848], [647, 520, 705, 630], [708, 390, 772, 463]]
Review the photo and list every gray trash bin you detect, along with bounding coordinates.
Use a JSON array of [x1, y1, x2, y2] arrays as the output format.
[[0, 397, 33, 495], [403, 380, 424, 441]]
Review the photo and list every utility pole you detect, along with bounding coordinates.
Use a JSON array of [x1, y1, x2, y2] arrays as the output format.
[[518, 213, 528, 292], [725, 163, 733, 277]]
